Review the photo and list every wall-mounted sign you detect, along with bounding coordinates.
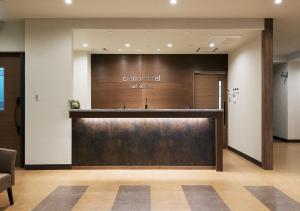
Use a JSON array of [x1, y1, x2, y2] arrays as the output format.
[[122, 75, 161, 89], [228, 88, 240, 104]]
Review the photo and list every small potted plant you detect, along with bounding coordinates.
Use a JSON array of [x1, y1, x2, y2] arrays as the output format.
[[69, 100, 81, 109]]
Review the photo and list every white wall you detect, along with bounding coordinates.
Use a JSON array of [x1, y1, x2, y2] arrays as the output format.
[[273, 60, 300, 140], [24, 18, 264, 165], [287, 61, 300, 140], [228, 34, 262, 161], [25, 20, 74, 165], [73, 51, 91, 109], [0, 21, 25, 52], [273, 63, 288, 139]]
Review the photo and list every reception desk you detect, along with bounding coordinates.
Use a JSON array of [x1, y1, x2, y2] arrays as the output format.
[[70, 109, 224, 171]]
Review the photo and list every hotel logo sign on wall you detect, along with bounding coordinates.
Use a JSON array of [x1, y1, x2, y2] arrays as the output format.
[[122, 75, 161, 89]]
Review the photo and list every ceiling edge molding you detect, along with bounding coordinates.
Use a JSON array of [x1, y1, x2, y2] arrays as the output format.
[[25, 18, 265, 30]]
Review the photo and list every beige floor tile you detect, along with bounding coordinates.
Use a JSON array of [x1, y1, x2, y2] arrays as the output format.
[[0, 143, 300, 210]]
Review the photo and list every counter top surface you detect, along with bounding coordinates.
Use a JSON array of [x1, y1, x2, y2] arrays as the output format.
[[69, 109, 223, 118], [70, 109, 223, 112]]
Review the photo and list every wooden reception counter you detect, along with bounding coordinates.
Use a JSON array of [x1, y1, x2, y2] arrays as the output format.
[[70, 109, 224, 171]]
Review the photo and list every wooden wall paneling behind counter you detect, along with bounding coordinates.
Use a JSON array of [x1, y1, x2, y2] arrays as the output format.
[[91, 54, 228, 109], [141, 55, 192, 109], [91, 55, 143, 109]]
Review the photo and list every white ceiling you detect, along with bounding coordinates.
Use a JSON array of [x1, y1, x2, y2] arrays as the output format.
[[1, 0, 300, 56], [73, 29, 260, 54]]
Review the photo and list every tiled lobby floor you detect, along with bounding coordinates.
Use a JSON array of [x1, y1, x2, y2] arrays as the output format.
[[1, 143, 300, 211]]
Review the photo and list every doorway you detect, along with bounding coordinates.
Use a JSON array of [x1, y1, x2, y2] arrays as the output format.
[[193, 72, 228, 148], [0, 53, 25, 167]]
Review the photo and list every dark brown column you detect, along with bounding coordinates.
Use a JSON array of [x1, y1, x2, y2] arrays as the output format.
[[262, 18, 273, 170], [216, 114, 224, 172]]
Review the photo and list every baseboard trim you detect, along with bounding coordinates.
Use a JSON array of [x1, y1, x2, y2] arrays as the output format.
[[228, 146, 262, 167], [72, 166, 216, 170], [25, 165, 72, 170], [273, 136, 300, 143]]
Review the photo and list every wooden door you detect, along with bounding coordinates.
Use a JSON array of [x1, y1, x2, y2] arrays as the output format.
[[194, 73, 228, 147], [0, 53, 24, 167]]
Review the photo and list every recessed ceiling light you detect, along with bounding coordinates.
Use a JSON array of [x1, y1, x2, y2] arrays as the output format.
[[169, 0, 177, 5], [82, 43, 88, 47], [274, 0, 283, 4], [125, 43, 131, 48], [65, 0, 72, 5], [167, 43, 173, 48], [209, 43, 215, 48]]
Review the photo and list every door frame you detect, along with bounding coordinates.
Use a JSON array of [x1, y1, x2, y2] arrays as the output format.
[[0, 52, 25, 167]]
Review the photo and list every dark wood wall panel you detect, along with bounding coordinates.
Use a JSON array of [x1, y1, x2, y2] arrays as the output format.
[[0, 53, 24, 166], [72, 118, 216, 166], [262, 18, 273, 170], [92, 54, 228, 109], [92, 55, 143, 109]]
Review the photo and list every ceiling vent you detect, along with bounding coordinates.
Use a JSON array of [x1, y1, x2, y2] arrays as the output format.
[[209, 35, 242, 48]]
